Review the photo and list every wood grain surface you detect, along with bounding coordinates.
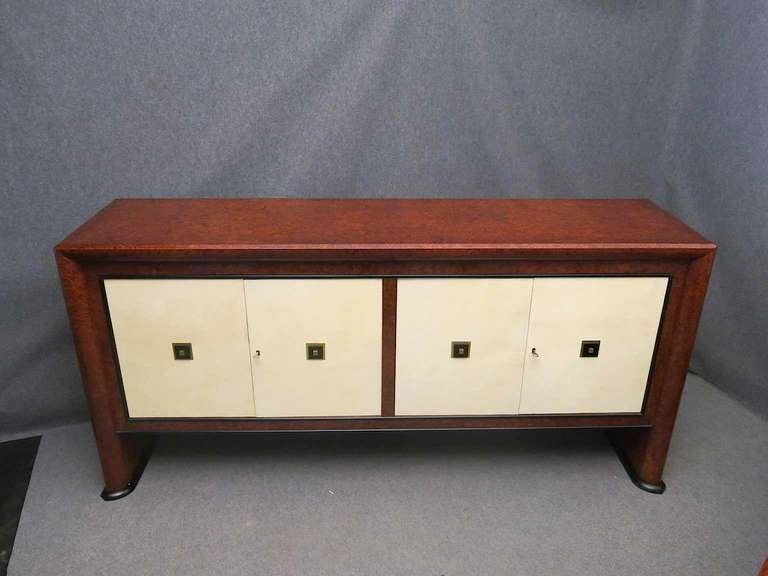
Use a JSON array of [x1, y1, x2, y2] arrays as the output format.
[[54, 198, 716, 496], [56, 198, 715, 260]]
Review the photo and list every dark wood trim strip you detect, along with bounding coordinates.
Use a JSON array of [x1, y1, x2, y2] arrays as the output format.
[[58, 245, 717, 262], [87, 259, 690, 280], [117, 414, 651, 433], [381, 278, 397, 416]]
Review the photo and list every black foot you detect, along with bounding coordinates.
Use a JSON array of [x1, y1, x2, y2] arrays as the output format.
[[101, 483, 137, 501], [100, 439, 154, 501], [608, 433, 666, 494]]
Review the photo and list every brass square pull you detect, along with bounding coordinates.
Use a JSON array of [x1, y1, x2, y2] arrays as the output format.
[[580, 340, 600, 358], [451, 341, 471, 359], [306, 343, 325, 360], [172, 342, 193, 360]]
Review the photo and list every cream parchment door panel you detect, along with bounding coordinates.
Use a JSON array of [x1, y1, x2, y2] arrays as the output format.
[[104, 279, 255, 418], [519, 277, 668, 415], [395, 278, 533, 415], [244, 279, 382, 417]]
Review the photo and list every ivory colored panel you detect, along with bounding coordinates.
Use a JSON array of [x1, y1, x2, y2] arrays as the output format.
[[245, 279, 382, 417], [395, 278, 533, 415], [519, 277, 668, 415], [104, 279, 255, 417]]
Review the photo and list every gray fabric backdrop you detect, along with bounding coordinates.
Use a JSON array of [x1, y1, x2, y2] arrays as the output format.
[[1, 1, 766, 434]]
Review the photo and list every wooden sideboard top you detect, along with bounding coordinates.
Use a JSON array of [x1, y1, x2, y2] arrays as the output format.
[[56, 198, 715, 260]]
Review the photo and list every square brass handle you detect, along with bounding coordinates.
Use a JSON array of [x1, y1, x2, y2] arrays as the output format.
[[306, 343, 325, 360], [451, 341, 471, 359], [172, 343, 193, 360]]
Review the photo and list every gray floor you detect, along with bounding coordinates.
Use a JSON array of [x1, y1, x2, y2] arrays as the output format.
[[8, 375, 768, 576]]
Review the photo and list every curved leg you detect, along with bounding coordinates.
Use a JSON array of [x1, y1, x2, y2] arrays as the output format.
[[100, 437, 154, 501], [56, 254, 155, 501], [608, 432, 666, 494], [607, 254, 715, 495]]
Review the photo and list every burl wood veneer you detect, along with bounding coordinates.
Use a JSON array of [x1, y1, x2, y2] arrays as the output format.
[[55, 199, 715, 499]]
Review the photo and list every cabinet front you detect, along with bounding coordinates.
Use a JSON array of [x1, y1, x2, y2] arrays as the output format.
[[245, 279, 382, 417], [104, 279, 255, 418], [395, 278, 533, 415], [519, 277, 668, 415], [105, 275, 668, 421]]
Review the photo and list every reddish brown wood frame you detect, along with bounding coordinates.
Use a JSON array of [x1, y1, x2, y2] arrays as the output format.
[[55, 199, 716, 499]]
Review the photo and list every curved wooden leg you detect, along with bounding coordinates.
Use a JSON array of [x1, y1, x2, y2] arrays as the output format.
[[98, 434, 154, 501], [56, 254, 154, 501], [609, 253, 715, 495], [608, 429, 666, 494]]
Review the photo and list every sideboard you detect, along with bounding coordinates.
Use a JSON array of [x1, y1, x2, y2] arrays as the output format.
[[55, 199, 716, 500]]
